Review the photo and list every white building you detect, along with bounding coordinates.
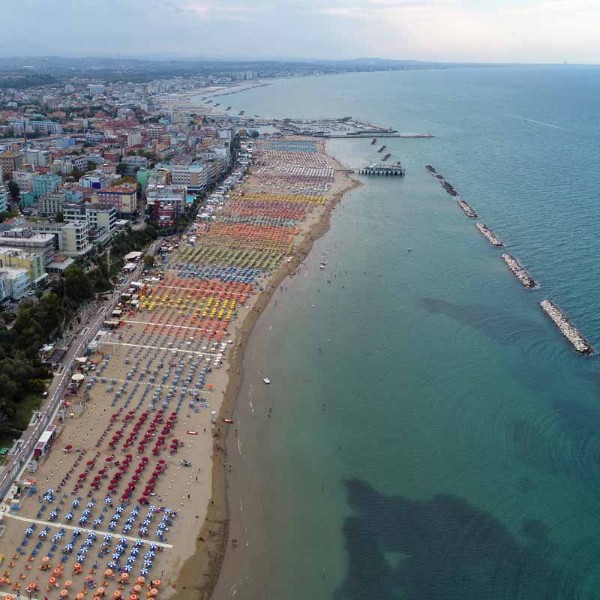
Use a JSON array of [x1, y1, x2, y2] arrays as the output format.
[[30, 221, 91, 257], [88, 84, 106, 96], [14, 170, 34, 192], [0, 185, 8, 213], [127, 131, 142, 147], [0, 268, 30, 299], [167, 164, 209, 192], [25, 149, 49, 168]]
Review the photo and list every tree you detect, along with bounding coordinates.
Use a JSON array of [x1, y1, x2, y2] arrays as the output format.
[[55, 211, 64, 223], [8, 181, 20, 200], [71, 167, 84, 181], [250, 130, 260, 139], [116, 163, 128, 177], [143, 255, 155, 268]]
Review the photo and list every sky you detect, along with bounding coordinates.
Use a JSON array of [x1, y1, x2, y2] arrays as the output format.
[[4, 0, 600, 63]]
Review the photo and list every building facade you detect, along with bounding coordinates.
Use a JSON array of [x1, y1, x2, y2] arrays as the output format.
[[95, 184, 138, 215], [0, 151, 24, 178]]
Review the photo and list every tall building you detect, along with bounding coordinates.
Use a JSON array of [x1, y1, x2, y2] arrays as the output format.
[[25, 149, 49, 168], [0, 248, 46, 285], [166, 164, 208, 192], [94, 184, 138, 215], [38, 191, 66, 216], [0, 268, 29, 299], [0, 185, 8, 213], [29, 221, 91, 257], [14, 170, 34, 192], [0, 229, 56, 265], [146, 184, 187, 228], [32, 174, 62, 199], [0, 151, 24, 178]]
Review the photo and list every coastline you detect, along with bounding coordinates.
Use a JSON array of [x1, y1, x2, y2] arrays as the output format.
[[171, 141, 361, 600]]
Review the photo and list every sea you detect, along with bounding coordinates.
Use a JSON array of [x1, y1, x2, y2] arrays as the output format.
[[211, 66, 600, 600]]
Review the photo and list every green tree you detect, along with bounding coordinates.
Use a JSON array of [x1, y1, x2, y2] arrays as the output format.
[[143, 255, 155, 268], [116, 163, 128, 177], [55, 211, 64, 223], [8, 181, 20, 199]]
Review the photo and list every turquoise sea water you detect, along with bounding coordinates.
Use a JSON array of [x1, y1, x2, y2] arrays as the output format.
[[213, 67, 600, 600]]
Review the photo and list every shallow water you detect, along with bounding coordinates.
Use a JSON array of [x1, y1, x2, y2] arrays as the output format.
[[213, 66, 600, 600]]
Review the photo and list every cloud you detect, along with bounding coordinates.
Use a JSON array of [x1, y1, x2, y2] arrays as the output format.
[[0, 0, 599, 62]]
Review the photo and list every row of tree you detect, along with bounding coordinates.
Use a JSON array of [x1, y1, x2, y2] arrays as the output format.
[[0, 223, 159, 441]]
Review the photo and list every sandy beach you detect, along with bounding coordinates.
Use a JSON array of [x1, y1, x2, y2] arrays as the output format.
[[0, 137, 357, 600], [171, 140, 359, 600]]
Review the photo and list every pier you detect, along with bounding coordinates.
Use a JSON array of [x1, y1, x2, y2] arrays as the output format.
[[476, 223, 503, 246], [457, 199, 478, 218], [502, 254, 536, 288], [356, 163, 406, 176], [540, 300, 593, 354]]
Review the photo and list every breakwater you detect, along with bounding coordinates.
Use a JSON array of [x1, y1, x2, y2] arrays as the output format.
[[540, 300, 593, 354], [502, 253, 536, 288], [476, 223, 503, 246], [457, 199, 477, 218], [426, 165, 458, 196]]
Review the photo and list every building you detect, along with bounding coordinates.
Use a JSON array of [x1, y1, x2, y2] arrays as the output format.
[[33, 174, 62, 199], [38, 191, 66, 216], [79, 172, 114, 190], [14, 170, 34, 192], [11, 120, 62, 135], [63, 202, 116, 243], [122, 155, 148, 175], [0, 229, 56, 266], [88, 84, 106, 96], [85, 203, 116, 235], [95, 184, 138, 215], [25, 149, 50, 168], [0, 185, 8, 213], [0, 248, 46, 285], [127, 131, 142, 147], [0, 268, 29, 299], [167, 164, 208, 192], [0, 273, 6, 301], [0, 151, 24, 178], [29, 221, 91, 257], [146, 184, 187, 228]]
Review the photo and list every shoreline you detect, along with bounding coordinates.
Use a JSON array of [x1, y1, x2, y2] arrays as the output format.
[[171, 142, 361, 600]]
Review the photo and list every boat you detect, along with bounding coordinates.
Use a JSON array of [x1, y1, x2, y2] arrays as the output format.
[[371, 138, 377, 145], [222, 418, 234, 424], [263, 378, 271, 384], [382, 153, 391, 161], [378, 145, 386, 153]]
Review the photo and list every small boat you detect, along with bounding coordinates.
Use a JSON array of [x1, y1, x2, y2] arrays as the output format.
[[371, 138, 377, 145], [407, 248, 413, 252], [263, 378, 271, 384], [223, 418, 234, 424]]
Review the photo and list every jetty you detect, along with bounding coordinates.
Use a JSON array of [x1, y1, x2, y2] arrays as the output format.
[[540, 300, 592, 354], [476, 223, 503, 246], [357, 163, 406, 176], [457, 199, 478, 218], [502, 254, 536, 288]]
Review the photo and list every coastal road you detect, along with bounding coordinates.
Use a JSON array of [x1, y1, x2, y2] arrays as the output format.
[[0, 249, 155, 503]]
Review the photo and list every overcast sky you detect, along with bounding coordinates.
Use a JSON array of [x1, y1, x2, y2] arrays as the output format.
[[4, 0, 599, 63]]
